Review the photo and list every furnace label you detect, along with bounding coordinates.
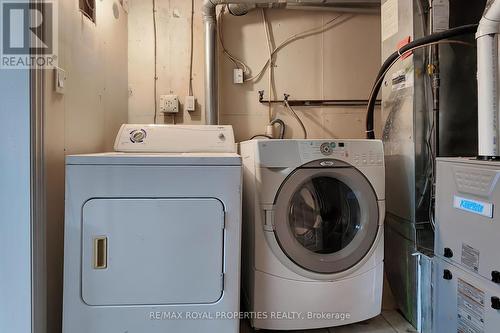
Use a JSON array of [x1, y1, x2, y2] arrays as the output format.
[[457, 278, 485, 333], [391, 69, 414, 91], [432, 0, 450, 32], [461, 243, 480, 273]]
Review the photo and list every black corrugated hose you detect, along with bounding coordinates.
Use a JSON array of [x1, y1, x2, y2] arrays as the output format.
[[366, 24, 479, 139]]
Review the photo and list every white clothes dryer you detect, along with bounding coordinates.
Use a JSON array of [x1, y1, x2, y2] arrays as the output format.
[[63, 125, 242, 333]]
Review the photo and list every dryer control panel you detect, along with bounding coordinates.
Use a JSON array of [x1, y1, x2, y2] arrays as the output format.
[[114, 124, 237, 153]]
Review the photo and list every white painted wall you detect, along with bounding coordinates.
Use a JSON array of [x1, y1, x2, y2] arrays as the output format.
[[43, 1, 129, 332], [128, 0, 382, 141], [0, 68, 32, 333], [128, 0, 206, 125]]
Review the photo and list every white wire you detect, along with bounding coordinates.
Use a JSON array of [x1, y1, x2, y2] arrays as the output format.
[[152, 0, 158, 124], [262, 9, 274, 122], [188, 0, 195, 96], [284, 100, 308, 139], [244, 14, 346, 82], [217, 6, 250, 73], [217, 9, 347, 83]]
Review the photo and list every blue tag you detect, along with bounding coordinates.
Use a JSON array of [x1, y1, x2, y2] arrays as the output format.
[[453, 196, 493, 218]]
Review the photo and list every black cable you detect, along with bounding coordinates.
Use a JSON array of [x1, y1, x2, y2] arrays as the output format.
[[365, 24, 478, 139], [250, 135, 273, 140]]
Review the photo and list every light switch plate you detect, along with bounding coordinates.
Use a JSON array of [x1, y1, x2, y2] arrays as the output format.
[[185, 96, 196, 112], [54, 67, 67, 94]]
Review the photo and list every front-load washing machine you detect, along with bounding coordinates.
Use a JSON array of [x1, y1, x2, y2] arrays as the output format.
[[240, 139, 385, 330], [63, 125, 242, 333]]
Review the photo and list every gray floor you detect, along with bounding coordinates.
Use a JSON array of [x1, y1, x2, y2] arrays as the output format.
[[240, 311, 417, 333]]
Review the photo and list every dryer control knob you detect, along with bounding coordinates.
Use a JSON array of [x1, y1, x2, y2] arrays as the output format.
[[130, 130, 146, 143], [443, 269, 453, 280], [492, 271, 500, 284], [492, 297, 500, 310], [444, 248, 454, 258]]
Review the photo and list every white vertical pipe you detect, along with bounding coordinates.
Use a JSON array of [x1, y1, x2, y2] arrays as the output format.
[[203, 13, 218, 125], [485, 0, 500, 22], [477, 34, 499, 157], [477, 0, 500, 157]]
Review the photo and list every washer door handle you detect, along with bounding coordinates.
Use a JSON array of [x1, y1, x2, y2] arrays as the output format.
[[264, 209, 275, 231]]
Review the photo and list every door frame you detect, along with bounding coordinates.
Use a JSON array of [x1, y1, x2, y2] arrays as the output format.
[[31, 1, 48, 332], [0, 1, 45, 332], [31, 27, 47, 333]]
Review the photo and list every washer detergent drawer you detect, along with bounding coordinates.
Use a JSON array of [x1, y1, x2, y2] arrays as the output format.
[[81, 198, 225, 306]]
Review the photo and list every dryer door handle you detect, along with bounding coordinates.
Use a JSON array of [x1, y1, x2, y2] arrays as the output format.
[[93, 236, 108, 270]]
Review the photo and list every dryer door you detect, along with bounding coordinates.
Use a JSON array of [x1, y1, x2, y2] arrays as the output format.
[[273, 162, 379, 274], [81, 198, 225, 306]]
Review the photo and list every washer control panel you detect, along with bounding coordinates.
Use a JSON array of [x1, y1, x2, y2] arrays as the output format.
[[299, 141, 348, 161], [351, 151, 384, 167], [298, 140, 384, 167], [319, 142, 345, 156]]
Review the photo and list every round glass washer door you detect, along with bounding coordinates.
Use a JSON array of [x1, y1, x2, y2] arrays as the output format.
[[273, 162, 379, 274]]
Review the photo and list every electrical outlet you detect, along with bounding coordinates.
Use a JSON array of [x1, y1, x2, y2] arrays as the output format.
[[185, 96, 196, 112], [160, 95, 179, 113]]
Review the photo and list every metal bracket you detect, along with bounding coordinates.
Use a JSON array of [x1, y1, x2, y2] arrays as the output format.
[[258, 91, 381, 107]]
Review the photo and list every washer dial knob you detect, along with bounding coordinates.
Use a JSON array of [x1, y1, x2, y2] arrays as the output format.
[[320, 142, 332, 156]]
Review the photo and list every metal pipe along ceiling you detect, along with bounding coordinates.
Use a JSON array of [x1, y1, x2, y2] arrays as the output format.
[[202, 0, 381, 125]]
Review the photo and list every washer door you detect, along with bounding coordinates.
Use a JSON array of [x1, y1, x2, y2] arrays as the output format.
[[273, 162, 379, 274]]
